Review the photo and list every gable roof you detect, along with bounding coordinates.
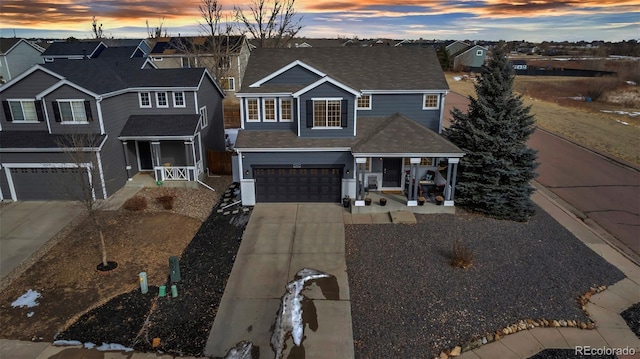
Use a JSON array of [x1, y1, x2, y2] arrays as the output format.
[[41, 41, 106, 58], [450, 44, 488, 58], [119, 114, 202, 140], [0, 38, 45, 55], [150, 35, 248, 56], [241, 47, 448, 93]]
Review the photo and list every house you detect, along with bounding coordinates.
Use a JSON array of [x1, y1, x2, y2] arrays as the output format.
[[234, 47, 464, 207], [0, 38, 45, 83], [149, 35, 251, 94], [0, 58, 225, 201], [445, 41, 488, 71], [41, 40, 107, 62], [103, 39, 151, 57]]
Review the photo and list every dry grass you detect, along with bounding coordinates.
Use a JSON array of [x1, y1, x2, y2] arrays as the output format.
[[445, 72, 640, 166]]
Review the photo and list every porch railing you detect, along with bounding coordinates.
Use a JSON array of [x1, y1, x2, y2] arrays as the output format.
[[156, 166, 197, 181]]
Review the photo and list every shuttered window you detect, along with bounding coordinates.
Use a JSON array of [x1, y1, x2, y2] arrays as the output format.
[[313, 99, 341, 127], [7, 100, 38, 122], [53, 100, 92, 123]]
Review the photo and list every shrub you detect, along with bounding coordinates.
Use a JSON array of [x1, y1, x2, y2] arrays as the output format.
[[450, 240, 473, 269], [123, 196, 147, 211], [586, 78, 618, 102], [156, 195, 175, 210]]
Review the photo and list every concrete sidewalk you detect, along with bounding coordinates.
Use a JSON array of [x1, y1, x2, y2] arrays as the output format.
[[204, 203, 354, 359], [456, 185, 640, 359]]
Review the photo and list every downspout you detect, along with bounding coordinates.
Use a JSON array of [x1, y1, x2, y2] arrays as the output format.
[[439, 91, 448, 134], [96, 96, 106, 135]]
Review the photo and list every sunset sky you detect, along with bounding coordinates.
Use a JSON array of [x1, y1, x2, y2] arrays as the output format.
[[0, 0, 638, 42]]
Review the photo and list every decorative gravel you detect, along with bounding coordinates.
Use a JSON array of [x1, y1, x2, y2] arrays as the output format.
[[529, 349, 617, 359], [621, 302, 640, 338], [345, 206, 626, 358]]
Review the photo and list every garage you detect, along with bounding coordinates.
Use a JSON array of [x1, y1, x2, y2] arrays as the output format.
[[254, 167, 342, 203], [8, 167, 89, 200]]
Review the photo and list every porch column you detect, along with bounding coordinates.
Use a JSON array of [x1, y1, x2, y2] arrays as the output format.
[[184, 141, 194, 180], [121, 141, 132, 181], [407, 158, 420, 206], [445, 158, 459, 207], [151, 141, 162, 181], [354, 157, 367, 206]]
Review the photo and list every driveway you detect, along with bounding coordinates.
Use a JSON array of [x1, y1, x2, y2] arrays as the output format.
[[0, 201, 83, 280]]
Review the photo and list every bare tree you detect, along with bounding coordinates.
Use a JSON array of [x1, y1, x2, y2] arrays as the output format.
[[91, 16, 104, 39], [57, 133, 113, 270], [234, 0, 303, 48], [197, 0, 235, 80], [147, 17, 169, 39]]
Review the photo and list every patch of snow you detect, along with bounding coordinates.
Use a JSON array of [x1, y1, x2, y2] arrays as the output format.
[[53, 340, 83, 346], [26, 312, 34, 318], [626, 80, 637, 86], [616, 120, 630, 125], [96, 343, 134, 352], [11, 289, 41, 308], [223, 341, 253, 359], [84, 342, 96, 349], [453, 76, 462, 81], [602, 110, 640, 118]]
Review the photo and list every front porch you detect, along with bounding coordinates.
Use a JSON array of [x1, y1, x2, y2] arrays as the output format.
[[347, 191, 455, 215], [125, 172, 200, 188]]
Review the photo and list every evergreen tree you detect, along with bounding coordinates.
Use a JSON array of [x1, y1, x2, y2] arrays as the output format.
[[444, 45, 538, 221]]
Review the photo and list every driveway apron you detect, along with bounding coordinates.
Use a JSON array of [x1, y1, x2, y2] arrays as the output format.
[[205, 203, 354, 359]]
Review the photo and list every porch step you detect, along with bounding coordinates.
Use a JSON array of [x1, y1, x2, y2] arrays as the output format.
[[390, 211, 417, 224]]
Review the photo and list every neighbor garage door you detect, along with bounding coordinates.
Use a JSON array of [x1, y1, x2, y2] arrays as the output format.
[[254, 167, 342, 203], [9, 167, 89, 200]]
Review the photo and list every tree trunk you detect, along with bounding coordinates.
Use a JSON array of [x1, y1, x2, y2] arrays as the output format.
[[99, 228, 108, 266]]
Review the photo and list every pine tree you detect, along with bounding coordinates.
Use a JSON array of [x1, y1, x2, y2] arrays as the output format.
[[444, 45, 538, 221]]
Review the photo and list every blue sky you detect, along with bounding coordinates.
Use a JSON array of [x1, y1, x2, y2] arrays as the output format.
[[0, 0, 638, 41]]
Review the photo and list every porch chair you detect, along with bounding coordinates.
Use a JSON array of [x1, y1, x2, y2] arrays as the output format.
[[367, 175, 378, 191]]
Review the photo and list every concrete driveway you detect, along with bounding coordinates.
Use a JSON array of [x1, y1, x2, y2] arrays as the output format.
[[0, 201, 83, 279]]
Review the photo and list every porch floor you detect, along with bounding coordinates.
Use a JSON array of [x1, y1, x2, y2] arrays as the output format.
[[125, 172, 199, 189], [348, 191, 455, 215]]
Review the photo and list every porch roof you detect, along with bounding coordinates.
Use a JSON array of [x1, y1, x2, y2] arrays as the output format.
[[234, 113, 464, 157], [119, 114, 201, 140]]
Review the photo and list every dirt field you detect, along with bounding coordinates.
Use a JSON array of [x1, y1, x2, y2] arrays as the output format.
[[445, 73, 640, 166]]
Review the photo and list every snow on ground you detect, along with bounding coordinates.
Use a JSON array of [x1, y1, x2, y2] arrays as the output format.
[[52, 340, 133, 352], [602, 110, 640, 118], [11, 289, 41, 308]]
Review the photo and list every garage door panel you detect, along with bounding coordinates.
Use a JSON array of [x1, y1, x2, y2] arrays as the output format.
[[9, 167, 89, 201], [254, 167, 342, 203]]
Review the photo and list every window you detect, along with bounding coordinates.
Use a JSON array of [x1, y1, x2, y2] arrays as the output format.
[[246, 98, 259, 122], [8, 100, 38, 122], [476, 49, 484, 56], [199, 106, 208, 128], [221, 77, 235, 91], [263, 98, 276, 122], [173, 92, 185, 107], [156, 92, 168, 108], [357, 95, 371, 110], [423, 94, 439, 109], [279, 98, 292, 122], [313, 99, 341, 127], [217, 56, 230, 69], [56, 100, 88, 123], [139, 92, 151, 108]]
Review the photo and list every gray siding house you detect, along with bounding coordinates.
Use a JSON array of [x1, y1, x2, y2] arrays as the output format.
[[0, 38, 45, 83], [446, 41, 488, 71], [0, 58, 225, 201], [234, 47, 464, 207], [41, 41, 107, 62]]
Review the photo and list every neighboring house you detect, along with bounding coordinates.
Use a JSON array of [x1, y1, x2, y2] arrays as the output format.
[[41, 40, 107, 62], [104, 39, 151, 57], [0, 58, 225, 201], [234, 47, 464, 207], [446, 41, 487, 71], [0, 38, 45, 83], [149, 35, 251, 94]]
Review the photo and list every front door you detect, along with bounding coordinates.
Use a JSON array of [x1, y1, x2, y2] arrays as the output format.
[[382, 158, 402, 187], [138, 141, 153, 170]]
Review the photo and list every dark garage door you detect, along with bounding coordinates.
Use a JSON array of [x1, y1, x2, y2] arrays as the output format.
[[10, 167, 89, 200], [254, 167, 342, 203]]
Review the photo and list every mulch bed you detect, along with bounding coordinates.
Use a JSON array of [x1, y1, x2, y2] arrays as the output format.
[[345, 206, 626, 359], [56, 186, 250, 356], [620, 302, 640, 338]]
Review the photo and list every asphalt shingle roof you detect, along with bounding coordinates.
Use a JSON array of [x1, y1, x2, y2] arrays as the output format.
[[119, 114, 201, 138], [241, 47, 449, 92], [41, 41, 104, 57], [235, 114, 462, 155], [0, 131, 105, 149]]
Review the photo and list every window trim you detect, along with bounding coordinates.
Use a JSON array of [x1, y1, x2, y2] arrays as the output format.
[[262, 98, 277, 122], [312, 97, 342, 129], [173, 91, 186, 108], [422, 94, 440, 110], [357, 95, 372, 110], [476, 49, 484, 56], [139, 92, 151, 108], [7, 99, 39, 122], [156, 92, 168, 108], [246, 98, 260, 122], [56, 99, 89, 124], [222, 77, 236, 91], [279, 98, 293, 122], [199, 106, 208, 129]]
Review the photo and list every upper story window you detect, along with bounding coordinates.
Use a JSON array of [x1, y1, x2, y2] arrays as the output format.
[[279, 98, 292, 122], [55, 100, 89, 123], [357, 95, 371, 110], [263, 98, 276, 122], [173, 92, 185, 108], [423, 94, 439, 110], [156, 92, 168, 108], [139, 92, 151, 108], [313, 99, 341, 128], [246, 98, 260, 122], [476, 49, 484, 56], [199, 106, 208, 129], [6, 100, 39, 122], [221, 77, 235, 91]]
